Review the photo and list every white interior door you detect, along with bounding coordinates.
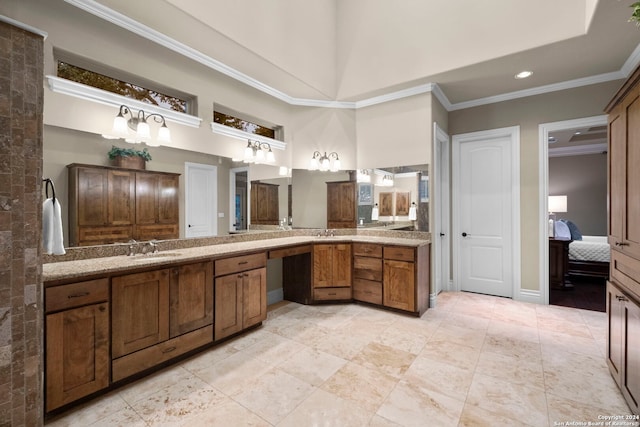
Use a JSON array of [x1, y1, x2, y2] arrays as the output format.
[[185, 162, 217, 238], [453, 127, 520, 298], [433, 123, 450, 305]]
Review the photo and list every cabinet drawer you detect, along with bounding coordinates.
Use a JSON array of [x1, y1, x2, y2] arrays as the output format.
[[353, 279, 382, 305], [611, 250, 640, 300], [215, 252, 266, 276], [78, 226, 133, 246], [354, 256, 382, 281], [353, 243, 382, 258], [384, 246, 415, 262], [46, 278, 109, 313], [135, 224, 179, 241], [112, 325, 213, 382], [313, 287, 352, 301], [269, 244, 312, 259]]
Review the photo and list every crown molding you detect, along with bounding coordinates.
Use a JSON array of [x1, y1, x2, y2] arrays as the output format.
[[210, 123, 287, 151], [65, 0, 639, 113], [548, 142, 607, 157], [0, 14, 48, 38], [46, 75, 203, 128]]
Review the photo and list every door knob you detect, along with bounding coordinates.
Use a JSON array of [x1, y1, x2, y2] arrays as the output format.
[[462, 232, 468, 237], [440, 233, 445, 237]]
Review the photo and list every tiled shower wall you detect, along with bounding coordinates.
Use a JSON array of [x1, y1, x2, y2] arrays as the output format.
[[0, 21, 44, 426]]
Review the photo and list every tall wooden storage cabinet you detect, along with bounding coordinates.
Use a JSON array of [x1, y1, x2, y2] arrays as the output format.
[[326, 181, 356, 229], [605, 65, 640, 415], [250, 181, 279, 225], [68, 164, 179, 246]]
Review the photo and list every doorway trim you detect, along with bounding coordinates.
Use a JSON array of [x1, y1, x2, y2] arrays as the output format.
[[229, 166, 250, 232], [538, 115, 607, 305], [432, 122, 450, 307], [452, 126, 521, 298]]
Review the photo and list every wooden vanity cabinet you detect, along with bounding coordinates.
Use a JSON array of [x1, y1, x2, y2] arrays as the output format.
[[606, 64, 640, 414], [312, 243, 352, 301], [111, 263, 213, 382], [45, 278, 110, 412], [68, 164, 179, 246], [327, 181, 356, 229], [250, 181, 279, 225], [383, 245, 430, 316], [214, 253, 267, 341]]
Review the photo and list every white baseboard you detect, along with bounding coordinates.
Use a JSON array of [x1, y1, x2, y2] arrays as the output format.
[[267, 288, 284, 306], [516, 288, 543, 304]]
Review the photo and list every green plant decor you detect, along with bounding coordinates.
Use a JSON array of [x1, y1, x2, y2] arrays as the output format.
[[630, 2, 640, 26], [107, 146, 152, 161]]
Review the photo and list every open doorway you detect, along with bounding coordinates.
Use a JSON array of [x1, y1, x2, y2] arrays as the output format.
[[539, 116, 608, 311], [230, 167, 249, 232]]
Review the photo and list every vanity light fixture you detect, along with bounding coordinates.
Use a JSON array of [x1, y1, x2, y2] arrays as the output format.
[[244, 140, 275, 164], [309, 151, 340, 172], [381, 174, 394, 187], [357, 169, 371, 183], [111, 104, 171, 147]]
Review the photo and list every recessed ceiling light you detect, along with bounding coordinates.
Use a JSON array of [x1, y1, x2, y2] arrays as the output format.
[[515, 70, 533, 79]]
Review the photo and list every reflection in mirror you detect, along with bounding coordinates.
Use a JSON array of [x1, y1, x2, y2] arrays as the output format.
[[291, 169, 351, 228], [356, 165, 428, 232]]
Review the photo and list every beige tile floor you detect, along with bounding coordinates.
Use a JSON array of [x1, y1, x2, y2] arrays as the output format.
[[46, 291, 631, 426]]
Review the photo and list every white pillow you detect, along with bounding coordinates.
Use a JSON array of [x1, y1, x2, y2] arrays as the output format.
[[554, 220, 572, 240]]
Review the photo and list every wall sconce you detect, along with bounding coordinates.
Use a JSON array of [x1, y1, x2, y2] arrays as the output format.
[[381, 174, 394, 187], [408, 202, 417, 220], [111, 104, 171, 147], [244, 140, 275, 164], [357, 169, 371, 183], [371, 203, 379, 221], [309, 151, 340, 172]]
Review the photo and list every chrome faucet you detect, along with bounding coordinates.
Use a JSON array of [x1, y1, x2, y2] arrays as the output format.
[[142, 240, 159, 255], [127, 239, 137, 256]]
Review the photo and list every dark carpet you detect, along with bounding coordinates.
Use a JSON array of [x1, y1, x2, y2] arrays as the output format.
[[550, 276, 606, 312]]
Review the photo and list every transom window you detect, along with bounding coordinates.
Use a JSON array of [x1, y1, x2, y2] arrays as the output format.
[[213, 111, 276, 139], [57, 61, 188, 113]]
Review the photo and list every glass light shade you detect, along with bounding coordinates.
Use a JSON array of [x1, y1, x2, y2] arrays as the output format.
[[320, 158, 330, 171], [548, 195, 567, 213], [331, 158, 341, 172], [371, 205, 379, 221], [408, 205, 417, 220], [255, 148, 265, 163], [157, 125, 171, 144], [136, 121, 151, 142], [309, 157, 318, 170], [244, 145, 254, 162], [266, 149, 275, 163], [112, 114, 129, 138]]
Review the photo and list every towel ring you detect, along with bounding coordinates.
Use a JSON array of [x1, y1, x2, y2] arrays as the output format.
[[43, 178, 56, 203]]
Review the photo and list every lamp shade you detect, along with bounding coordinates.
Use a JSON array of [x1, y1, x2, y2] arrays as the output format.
[[548, 195, 567, 213]]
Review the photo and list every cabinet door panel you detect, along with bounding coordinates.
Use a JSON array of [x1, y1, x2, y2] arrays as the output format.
[[625, 90, 640, 259], [383, 260, 415, 312], [623, 299, 640, 413], [77, 168, 108, 226], [609, 106, 624, 245], [170, 262, 214, 337], [108, 170, 135, 225], [313, 245, 333, 288], [332, 244, 352, 287], [158, 175, 179, 224], [46, 303, 109, 412], [607, 282, 624, 386], [136, 173, 158, 224], [243, 268, 267, 329], [112, 270, 170, 358], [214, 274, 243, 340]]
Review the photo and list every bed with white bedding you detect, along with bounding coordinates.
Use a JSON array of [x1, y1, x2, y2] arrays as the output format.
[[568, 235, 610, 279]]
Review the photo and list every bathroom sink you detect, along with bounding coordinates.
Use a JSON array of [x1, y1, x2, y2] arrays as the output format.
[[129, 252, 182, 261]]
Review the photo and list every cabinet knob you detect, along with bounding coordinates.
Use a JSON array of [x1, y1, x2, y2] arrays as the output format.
[[462, 232, 468, 237], [616, 295, 629, 302], [98, 305, 106, 312]]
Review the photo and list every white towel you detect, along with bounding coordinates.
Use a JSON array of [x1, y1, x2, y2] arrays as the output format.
[[43, 198, 66, 255]]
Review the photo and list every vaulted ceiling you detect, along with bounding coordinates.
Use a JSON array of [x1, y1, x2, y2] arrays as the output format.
[[70, 0, 640, 107]]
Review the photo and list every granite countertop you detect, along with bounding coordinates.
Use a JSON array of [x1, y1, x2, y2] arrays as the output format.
[[43, 234, 430, 283]]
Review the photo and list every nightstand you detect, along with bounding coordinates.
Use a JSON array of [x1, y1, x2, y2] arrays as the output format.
[[549, 238, 572, 289]]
